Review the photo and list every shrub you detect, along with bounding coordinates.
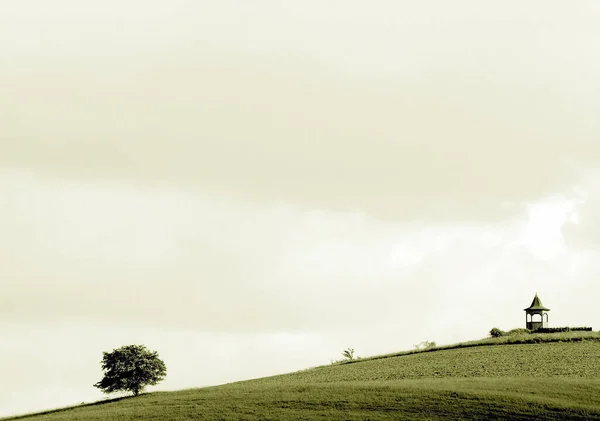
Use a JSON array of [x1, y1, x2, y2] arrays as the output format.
[[341, 348, 355, 361], [414, 341, 436, 350], [489, 328, 506, 338], [506, 328, 531, 335]]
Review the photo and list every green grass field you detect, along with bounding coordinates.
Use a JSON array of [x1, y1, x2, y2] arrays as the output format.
[[5, 332, 600, 420]]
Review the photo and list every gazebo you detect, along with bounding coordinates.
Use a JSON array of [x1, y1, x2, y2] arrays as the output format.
[[524, 293, 550, 330]]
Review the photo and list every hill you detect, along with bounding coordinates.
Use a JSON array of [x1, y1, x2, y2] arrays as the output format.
[[4, 332, 600, 420]]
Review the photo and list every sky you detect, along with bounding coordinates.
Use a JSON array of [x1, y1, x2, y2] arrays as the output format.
[[1, 0, 600, 416]]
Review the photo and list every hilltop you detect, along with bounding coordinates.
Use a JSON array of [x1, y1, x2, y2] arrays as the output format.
[[4, 332, 600, 420]]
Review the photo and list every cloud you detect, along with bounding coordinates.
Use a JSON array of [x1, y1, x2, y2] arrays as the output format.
[[1, 171, 596, 336], [1, 1, 599, 221], [563, 170, 600, 248]]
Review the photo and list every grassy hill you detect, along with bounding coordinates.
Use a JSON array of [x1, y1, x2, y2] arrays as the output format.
[[5, 332, 600, 420]]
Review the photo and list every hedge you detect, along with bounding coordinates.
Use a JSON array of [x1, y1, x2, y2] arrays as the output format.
[[533, 327, 593, 333]]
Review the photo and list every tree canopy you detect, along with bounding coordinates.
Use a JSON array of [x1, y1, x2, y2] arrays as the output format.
[[94, 344, 167, 396]]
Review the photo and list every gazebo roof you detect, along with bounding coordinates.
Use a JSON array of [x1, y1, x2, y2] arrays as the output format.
[[524, 294, 550, 312]]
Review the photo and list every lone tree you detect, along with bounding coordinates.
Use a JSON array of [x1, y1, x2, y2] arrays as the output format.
[[94, 344, 167, 396]]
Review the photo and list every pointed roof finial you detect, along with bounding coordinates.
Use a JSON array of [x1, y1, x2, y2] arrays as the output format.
[[524, 293, 550, 312]]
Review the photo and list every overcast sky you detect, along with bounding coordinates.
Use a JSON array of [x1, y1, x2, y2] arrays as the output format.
[[1, 0, 600, 417]]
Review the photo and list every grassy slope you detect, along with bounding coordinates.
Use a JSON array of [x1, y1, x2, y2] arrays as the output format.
[[5, 333, 600, 421]]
